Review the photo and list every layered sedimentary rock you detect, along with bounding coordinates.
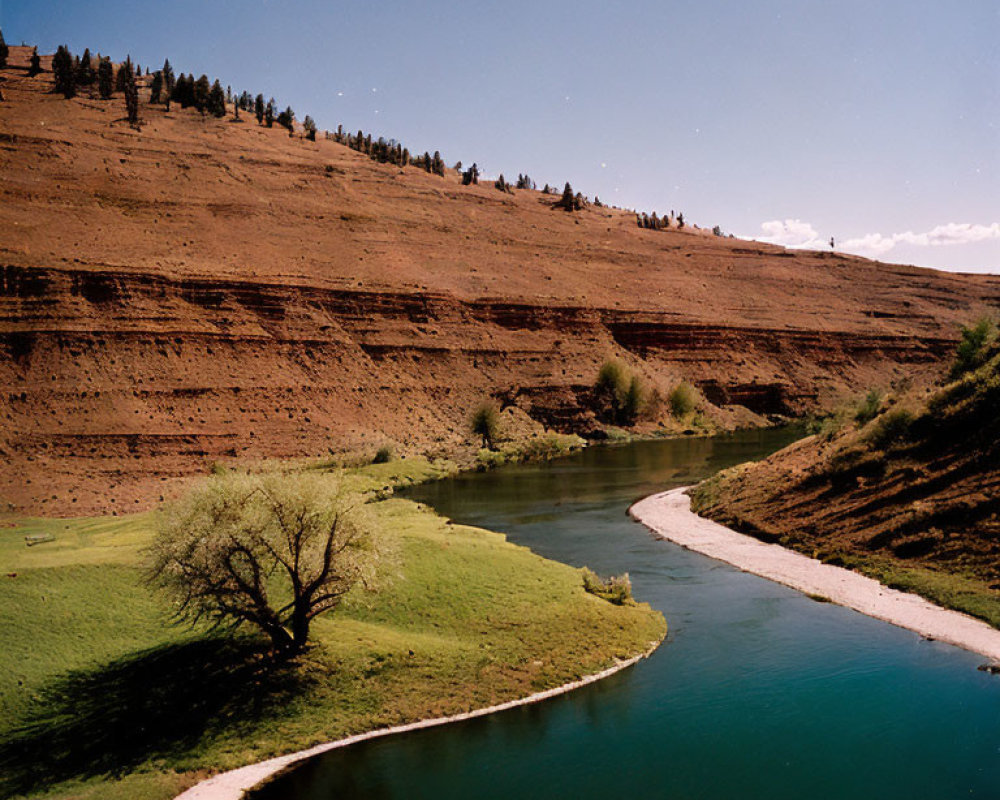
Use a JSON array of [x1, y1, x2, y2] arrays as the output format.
[[2, 47, 998, 512]]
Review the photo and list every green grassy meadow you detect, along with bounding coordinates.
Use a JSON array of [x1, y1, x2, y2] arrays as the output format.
[[0, 459, 665, 800]]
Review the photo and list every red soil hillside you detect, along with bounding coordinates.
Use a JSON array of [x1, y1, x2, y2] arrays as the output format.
[[2, 47, 999, 514]]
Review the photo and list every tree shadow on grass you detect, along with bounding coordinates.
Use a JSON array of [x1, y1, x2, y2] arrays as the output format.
[[0, 636, 312, 797]]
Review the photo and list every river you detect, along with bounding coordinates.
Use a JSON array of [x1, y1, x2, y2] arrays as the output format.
[[253, 429, 1000, 799]]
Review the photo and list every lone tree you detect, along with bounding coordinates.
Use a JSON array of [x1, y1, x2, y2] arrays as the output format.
[[265, 98, 275, 127], [470, 400, 501, 450], [150, 472, 385, 655], [254, 93, 265, 124], [0, 28, 8, 70], [97, 57, 113, 98]]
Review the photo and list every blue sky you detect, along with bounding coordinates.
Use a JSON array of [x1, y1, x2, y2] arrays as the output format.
[[3, 0, 998, 272]]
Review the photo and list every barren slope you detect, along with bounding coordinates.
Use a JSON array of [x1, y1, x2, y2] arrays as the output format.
[[2, 47, 998, 513]]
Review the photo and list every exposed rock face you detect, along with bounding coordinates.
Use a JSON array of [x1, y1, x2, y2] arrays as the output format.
[[2, 49, 998, 513]]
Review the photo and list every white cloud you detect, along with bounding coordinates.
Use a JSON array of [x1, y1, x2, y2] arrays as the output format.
[[757, 219, 827, 249], [752, 220, 1000, 258]]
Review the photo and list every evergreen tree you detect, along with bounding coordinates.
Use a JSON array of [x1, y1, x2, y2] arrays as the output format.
[[277, 105, 294, 131], [254, 93, 265, 124], [559, 182, 575, 210], [135, 63, 142, 78], [162, 59, 175, 110], [677, 212, 685, 229], [265, 99, 275, 127], [193, 74, 210, 112], [0, 28, 8, 70], [28, 47, 41, 77], [542, 184, 551, 194], [303, 115, 317, 140], [422, 151, 431, 172], [149, 71, 163, 103], [172, 73, 187, 106], [432, 151, 444, 176], [52, 45, 75, 98], [76, 48, 94, 86], [461, 163, 480, 185], [115, 56, 132, 92], [123, 66, 140, 129], [207, 79, 226, 117], [97, 57, 113, 98]]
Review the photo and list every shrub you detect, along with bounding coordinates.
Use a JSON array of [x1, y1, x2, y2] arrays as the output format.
[[595, 359, 628, 406], [622, 375, 646, 424], [582, 568, 634, 605], [854, 389, 882, 426], [373, 445, 393, 464], [476, 448, 509, 470], [470, 400, 501, 450], [668, 381, 697, 417], [864, 407, 915, 450], [951, 317, 997, 378], [519, 433, 585, 462]]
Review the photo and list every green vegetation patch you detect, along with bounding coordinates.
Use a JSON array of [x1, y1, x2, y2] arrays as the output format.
[[0, 458, 663, 800]]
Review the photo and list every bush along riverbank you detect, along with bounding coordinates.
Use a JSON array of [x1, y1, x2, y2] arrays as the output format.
[[0, 457, 665, 800]]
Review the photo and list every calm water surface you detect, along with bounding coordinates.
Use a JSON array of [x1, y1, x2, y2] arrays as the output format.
[[256, 429, 1000, 799]]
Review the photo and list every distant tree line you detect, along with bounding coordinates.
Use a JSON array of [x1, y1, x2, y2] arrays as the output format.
[[20, 39, 712, 231], [636, 210, 684, 230]]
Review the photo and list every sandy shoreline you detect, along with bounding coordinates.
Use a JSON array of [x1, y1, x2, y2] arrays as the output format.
[[630, 486, 1000, 663], [173, 643, 659, 800]]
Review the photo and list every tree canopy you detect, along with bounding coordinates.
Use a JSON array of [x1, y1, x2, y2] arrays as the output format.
[[150, 472, 387, 654]]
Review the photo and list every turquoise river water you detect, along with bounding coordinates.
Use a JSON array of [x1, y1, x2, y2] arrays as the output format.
[[253, 429, 1000, 799]]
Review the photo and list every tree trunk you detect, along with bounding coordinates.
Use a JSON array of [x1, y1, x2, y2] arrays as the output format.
[[267, 623, 295, 654], [290, 603, 310, 652]]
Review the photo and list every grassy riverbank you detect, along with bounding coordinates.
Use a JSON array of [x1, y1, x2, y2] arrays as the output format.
[[0, 458, 665, 800]]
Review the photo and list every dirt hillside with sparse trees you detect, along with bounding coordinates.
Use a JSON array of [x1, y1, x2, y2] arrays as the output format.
[[2, 43, 999, 514]]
